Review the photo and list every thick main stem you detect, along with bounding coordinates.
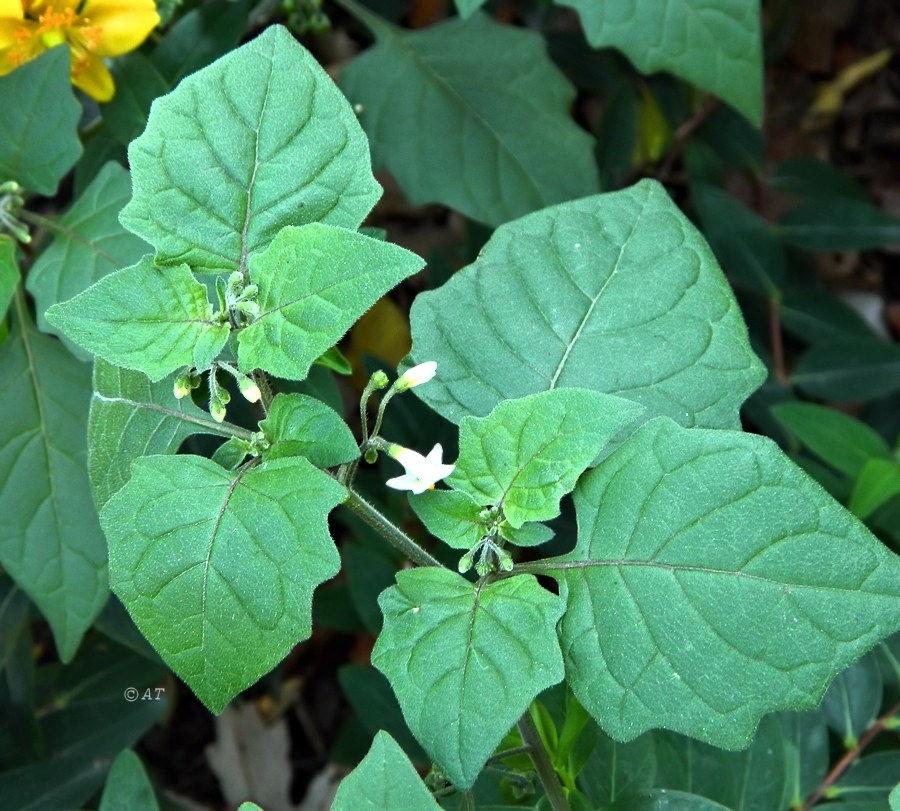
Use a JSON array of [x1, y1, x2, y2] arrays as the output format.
[[341, 489, 443, 568], [517, 711, 570, 811]]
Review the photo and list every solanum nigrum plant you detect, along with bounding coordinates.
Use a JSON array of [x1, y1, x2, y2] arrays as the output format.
[[1, 13, 898, 811]]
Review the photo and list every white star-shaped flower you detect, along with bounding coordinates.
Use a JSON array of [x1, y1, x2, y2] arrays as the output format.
[[386, 443, 455, 494]]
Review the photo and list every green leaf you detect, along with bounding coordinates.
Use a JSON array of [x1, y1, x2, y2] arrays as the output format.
[[554, 417, 900, 749], [690, 183, 784, 297], [410, 489, 486, 550], [0, 46, 82, 195], [499, 521, 555, 548], [210, 437, 252, 470], [0, 639, 166, 809], [0, 237, 17, 320], [373, 569, 565, 788], [792, 339, 900, 402], [340, 12, 599, 227], [152, 0, 251, 84], [851, 460, 900, 520], [121, 25, 381, 275], [780, 711, 830, 808], [822, 652, 882, 748], [770, 158, 870, 202], [26, 162, 152, 360], [891, 782, 900, 811], [237, 224, 423, 380], [0, 300, 107, 662], [779, 198, 900, 251], [332, 730, 440, 810], [88, 359, 233, 510], [556, 0, 763, 125], [45, 257, 229, 381], [454, 0, 489, 17], [450, 389, 645, 527], [98, 750, 159, 811], [410, 180, 765, 428], [771, 402, 893, 478], [259, 392, 358, 467], [614, 791, 732, 810], [101, 454, 346, 712], [833, 752, 900, 805], [578, 728, 656, 806]]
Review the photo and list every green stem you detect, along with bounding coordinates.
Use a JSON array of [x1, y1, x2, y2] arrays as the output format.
[[518, 711, 570, 811], [341, 488, 443, 568]]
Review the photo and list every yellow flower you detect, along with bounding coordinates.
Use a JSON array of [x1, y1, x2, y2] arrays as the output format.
[[0, 0, 159, 102]]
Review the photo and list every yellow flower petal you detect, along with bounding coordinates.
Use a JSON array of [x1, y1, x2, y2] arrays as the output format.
[[72, 50, 113, 101], [0, 19, 25, 51], [80, 0, 158, 57], [0, 0, 24, 21]]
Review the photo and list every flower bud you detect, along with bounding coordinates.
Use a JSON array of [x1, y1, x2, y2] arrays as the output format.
[[394, 361, 437, 392], [173, 373, 193, 399], [370, 370, 390, 390], [238, 375, 261, 403]]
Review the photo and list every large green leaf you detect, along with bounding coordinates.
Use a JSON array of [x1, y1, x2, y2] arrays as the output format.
[[237, 224, 424, 379], [259, 393, 358, 467], [0, 46, 82, 195], [449, 389, 645, 527], [557, 0, 763, 125], [120, 25, 381, 275], [372, 568, 565, 788], [331, 731, 440, 810], [409, 180, 765, 428], [554, 417, 900, 749], [26, 162, 152, 360], [822, 652, 882, 747], [0, 237, 17, 321], [101, 454, 346, 712], [340, 12, 598, 227], [0, 300, 107, 662], [88, 359, 236, 510], [45, 257, 229, 381], [851, 460, 900, 521]]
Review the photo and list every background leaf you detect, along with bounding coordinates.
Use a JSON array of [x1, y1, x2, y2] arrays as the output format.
[[26, 162, 152, 359], [772, 402, 893, 477], [373, 569, 565, 788], [88, 359, 235, 510], [101, 454, 345, 712], [850, 460, 900, 521], [0, 301, 107, 662], [0, 46, 82, 195], [822, 652, 883, 747], [340, 12, 599, 227], [237, 224, 424, 379], [331, 731, 440, 810], [555, 417, 900, 749], [409, 180, 765, 428], [449, 389, 645, 527], [46, 258, 229, 381], [791, 339, 900, 402], [121, 24, 381, 274], [556, 0, 763, 125], [98, 749, 159, 811], [778, 198, 900, 251], [0, 237, 17, 321]]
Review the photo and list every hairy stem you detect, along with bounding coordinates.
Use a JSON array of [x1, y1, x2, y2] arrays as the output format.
[[341, 488, 443, 568], [518, 710, 570, 811]]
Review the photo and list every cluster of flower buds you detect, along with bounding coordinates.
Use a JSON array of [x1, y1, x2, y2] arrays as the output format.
[[173, 363, 262, 424], [215, 271, 260, 325], [0, 181, 30, 244]]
